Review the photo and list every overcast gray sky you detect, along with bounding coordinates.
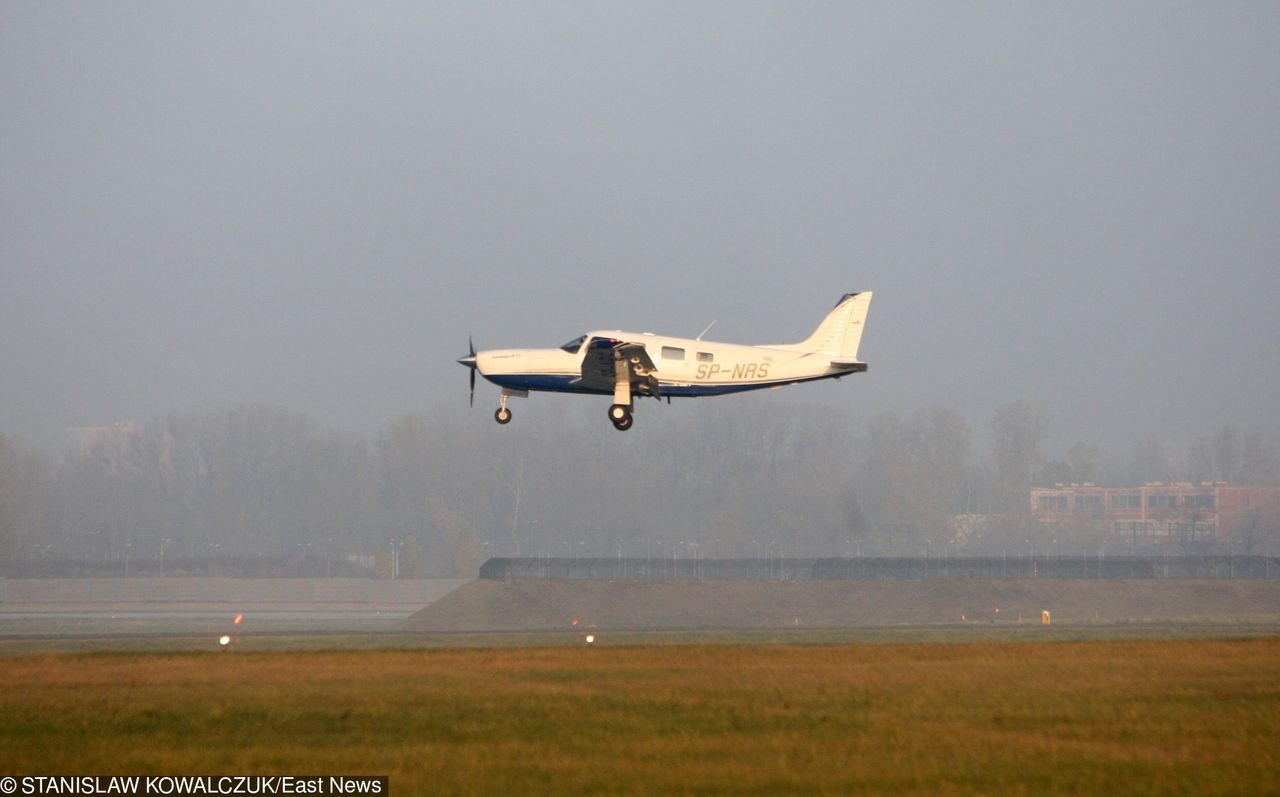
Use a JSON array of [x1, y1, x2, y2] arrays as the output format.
[[2, 2, 1277, 454]]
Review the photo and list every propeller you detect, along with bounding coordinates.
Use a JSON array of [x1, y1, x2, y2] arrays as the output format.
[[456, 335, 477, 407]]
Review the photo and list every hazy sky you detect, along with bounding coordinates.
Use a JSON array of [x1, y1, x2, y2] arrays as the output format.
[[3, 2, 1278, 454]]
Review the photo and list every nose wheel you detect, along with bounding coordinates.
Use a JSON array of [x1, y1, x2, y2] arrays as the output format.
[[493, 391, 516, 425], [609, 403, 633, 431]]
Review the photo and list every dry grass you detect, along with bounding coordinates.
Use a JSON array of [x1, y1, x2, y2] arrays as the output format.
[[2, 639, 1278, 796]]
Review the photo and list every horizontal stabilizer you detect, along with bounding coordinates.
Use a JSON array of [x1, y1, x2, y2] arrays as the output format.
[[830, 361, 868, 372]]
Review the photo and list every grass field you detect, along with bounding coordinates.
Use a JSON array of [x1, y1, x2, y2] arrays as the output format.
[[3, 637, 1278, 796]]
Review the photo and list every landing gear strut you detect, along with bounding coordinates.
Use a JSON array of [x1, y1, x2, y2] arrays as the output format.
[[609, 351, 636, 431]]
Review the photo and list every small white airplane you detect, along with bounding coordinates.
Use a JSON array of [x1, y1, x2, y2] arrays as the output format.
[[457, 291, 873, 431]]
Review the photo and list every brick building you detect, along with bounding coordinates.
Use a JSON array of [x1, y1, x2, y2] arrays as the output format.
[[1030, 482, 1280, 549]]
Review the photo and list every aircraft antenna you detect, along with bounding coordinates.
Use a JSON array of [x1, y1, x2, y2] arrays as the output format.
[[695, 320, 717, 340]]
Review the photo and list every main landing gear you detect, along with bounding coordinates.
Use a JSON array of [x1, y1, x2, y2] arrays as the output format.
[[608, 351, 637, 431], [609, 403, 633, 431]]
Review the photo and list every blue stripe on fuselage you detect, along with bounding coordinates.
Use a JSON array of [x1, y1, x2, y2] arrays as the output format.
[[484, 372, 842, 397], [485, 374, 596, 394], [660, 374, 838, 397]]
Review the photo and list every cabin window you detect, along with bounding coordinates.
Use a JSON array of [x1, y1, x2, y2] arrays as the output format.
[[697, 352, 714, 362], [661, 346, 685, 360]]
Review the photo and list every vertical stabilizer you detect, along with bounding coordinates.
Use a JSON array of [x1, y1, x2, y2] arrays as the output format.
[[790, 292, 873, 359]]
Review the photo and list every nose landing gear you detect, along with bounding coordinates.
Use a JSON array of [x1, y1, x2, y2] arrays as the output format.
[[492, 389, 526, 425]]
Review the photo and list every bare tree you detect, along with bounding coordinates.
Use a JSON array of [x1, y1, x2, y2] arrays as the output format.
[[0, 434, 52, 570], [1237, 506, 1280, 556], [499, 449, 533, 557], [1066, 442, 1099, 484], [1213, 424, 1239, 483], [1240, 430, 1277, 484], [863, 406, 973, 553], [990, 400, 1047, 512]]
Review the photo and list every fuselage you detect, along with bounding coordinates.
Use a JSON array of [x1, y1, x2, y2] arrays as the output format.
[[476, 331, 852, 398]]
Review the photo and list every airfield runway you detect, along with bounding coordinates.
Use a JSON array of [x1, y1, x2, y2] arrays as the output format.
[[0, 577, 468, 646], [4, 575, 1277, 653]]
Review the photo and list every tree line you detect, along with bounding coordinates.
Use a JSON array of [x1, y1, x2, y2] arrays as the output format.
[[1, 400, 1277, 576]]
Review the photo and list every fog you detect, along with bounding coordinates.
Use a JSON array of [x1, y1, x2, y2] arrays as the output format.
[[2, 5, 1279, 573], [2, 399, 1276, 576]]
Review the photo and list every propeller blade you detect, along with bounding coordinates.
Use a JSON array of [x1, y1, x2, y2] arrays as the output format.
[[457, 335, 477, 408]]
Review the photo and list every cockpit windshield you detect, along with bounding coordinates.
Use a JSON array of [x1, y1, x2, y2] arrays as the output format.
[[559, 335, 587, 354]]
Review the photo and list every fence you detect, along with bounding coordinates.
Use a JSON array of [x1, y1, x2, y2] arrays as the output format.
[[479, 555, 1280, 581]]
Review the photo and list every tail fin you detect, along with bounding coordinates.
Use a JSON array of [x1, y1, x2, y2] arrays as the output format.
[[789, 292, 873, 360]]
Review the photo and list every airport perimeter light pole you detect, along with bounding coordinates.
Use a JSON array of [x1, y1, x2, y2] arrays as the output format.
[[389, 539, 402, 579]]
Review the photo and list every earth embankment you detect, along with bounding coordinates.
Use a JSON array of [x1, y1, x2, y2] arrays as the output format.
[[402, 578, 1280, 632]]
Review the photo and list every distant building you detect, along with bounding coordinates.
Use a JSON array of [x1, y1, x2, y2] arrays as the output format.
[[1031, 482, 1280, 547]]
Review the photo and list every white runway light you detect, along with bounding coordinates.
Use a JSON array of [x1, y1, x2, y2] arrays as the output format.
[[585, 634, 595, 645], [219, 635, 231, 649]]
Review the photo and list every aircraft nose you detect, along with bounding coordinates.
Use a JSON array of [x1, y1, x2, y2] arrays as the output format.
[[457, 354, 477, 369]]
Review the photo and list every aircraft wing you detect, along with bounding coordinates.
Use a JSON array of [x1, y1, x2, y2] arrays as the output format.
[[577, 338, 662, 397]]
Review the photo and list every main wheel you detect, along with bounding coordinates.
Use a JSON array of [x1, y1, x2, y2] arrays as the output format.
[[608, 404, 630, 422], [495, 407, 512, 424], [612, 415, 633, 431]]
